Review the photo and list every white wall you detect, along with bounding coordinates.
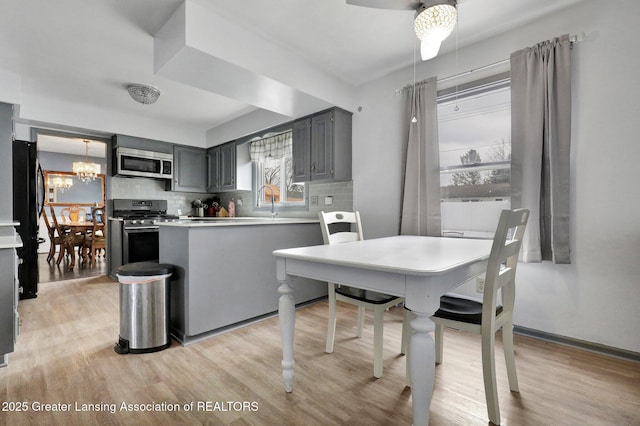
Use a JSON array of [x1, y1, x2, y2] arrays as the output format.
[[352, 0, 640, 353]]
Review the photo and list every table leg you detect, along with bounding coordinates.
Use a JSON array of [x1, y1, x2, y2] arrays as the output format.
[[409, 312, 436, 426], [68, 243, 76, 271], [278, 279, 295, 393]]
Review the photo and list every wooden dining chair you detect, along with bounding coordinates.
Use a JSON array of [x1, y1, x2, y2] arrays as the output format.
[[319, 211, 406, 379], [49, 205, 84, 266], [68, 205, 87, 222], [60, 207, 71, 223], [83, 207, 106, 265], [42, 208, 63, 263], [430, 208, 529, 426]]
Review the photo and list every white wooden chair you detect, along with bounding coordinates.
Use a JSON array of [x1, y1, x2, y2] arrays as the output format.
[[431, 208, 529, 425], [319, 211, 406, 378]]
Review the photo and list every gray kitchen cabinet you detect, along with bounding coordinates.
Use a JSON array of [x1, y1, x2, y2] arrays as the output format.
[[0, 224, 21, 367], [292, 107, 352, 183], [292, 118, 310, 182], [112, 134, 173, 154], [207, 141, 251, 192], [207, 142, 235, 192], [159, 220, 326, 344], [173, 145, 207, 192]]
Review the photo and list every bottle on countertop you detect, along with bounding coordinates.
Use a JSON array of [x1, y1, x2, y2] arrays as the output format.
[[228, 198, 235, 218]]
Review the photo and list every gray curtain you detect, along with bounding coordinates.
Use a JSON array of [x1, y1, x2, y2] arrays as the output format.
[[510, 34, 572, 263], [399, 77, 441, 236]]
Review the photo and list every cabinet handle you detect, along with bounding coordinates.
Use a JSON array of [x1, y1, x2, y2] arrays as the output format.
[[311, 163, 316, 173]]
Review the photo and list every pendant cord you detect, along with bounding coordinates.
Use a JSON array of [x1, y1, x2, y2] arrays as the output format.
[[453, 16, 459, 112], [411, 36, 418, 123]]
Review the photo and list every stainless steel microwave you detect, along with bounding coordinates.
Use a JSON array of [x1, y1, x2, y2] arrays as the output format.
[[115, 147, 173, 180]]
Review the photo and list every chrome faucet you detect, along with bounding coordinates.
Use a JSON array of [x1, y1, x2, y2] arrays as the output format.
[[258, 185, 277, 218]]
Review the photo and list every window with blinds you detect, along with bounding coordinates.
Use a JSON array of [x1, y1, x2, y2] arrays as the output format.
[[438, 73, 511, 238]]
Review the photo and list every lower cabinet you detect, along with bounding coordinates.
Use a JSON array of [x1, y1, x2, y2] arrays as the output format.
[[160, 222, 327, 344], [0, 225, 21, 367]]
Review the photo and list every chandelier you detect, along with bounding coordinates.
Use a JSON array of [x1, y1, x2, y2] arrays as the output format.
[[73, 139, 101, 183], [414, 0, 458, 60], [127, 83, 161, 104], [52, 176, 73, 192]]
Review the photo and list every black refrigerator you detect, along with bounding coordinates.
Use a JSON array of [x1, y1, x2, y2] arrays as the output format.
[[12, 140, 44, 299]]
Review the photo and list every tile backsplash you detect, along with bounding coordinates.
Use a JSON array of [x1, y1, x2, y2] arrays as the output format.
[[110, 177, 352, 218], [111, 177, 209, 215]]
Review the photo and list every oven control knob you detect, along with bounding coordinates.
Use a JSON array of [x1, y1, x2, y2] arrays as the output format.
[[140, 220, 145, 224], [131, 220, 137, 224], [150, 219, 155, 225]]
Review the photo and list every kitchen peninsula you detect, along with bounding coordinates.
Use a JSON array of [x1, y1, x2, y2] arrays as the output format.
[[158, 218, 327, 344]]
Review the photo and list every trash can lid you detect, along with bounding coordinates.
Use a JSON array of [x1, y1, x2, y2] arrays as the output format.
[[117, 262, 174, 277]]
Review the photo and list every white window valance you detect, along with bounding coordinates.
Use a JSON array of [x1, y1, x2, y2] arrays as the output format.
[[249, 131, 293, 162]]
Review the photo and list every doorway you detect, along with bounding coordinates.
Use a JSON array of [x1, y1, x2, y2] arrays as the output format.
[[33, 128, 110, 283]]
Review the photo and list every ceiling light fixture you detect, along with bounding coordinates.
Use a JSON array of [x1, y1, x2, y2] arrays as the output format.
[[414, 0, 457, 61], [127, 83, 161, 104], [73, 139, 101, 183]]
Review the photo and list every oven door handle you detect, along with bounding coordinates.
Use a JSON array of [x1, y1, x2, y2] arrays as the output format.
[[123, 226, 160, 231]]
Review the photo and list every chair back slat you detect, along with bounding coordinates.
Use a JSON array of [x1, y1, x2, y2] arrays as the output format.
[[319, 211, 363, 246], [496, 267, 514, 291], [60, 207, 71, 223], [482, 209, 529, 321], [42, 208, 54, 235], [91, 207, 106, 235]]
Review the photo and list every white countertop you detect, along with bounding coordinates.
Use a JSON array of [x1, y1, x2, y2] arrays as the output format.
[[159, 217, 319, 227], [0, 234, 23, 249]]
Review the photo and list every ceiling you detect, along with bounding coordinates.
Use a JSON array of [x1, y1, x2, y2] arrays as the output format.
[[0, 0, 583, 154]]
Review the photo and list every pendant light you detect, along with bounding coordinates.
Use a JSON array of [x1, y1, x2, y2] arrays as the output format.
[[73, 139, 101, 183]]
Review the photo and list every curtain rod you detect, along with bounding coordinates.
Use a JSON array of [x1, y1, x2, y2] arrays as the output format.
[[396, 33, 582, 94]]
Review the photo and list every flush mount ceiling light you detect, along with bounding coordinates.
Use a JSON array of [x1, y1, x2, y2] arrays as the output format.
[[127, 83, 161, 104], [414, 1, 457, 60], [346, 0, 458, 61]]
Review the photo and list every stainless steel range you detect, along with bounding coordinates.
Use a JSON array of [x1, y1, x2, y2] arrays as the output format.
[[109, 199, 178, 275]]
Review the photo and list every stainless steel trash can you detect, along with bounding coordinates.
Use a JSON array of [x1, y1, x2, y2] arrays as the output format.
[[114, 262, 174, 354]]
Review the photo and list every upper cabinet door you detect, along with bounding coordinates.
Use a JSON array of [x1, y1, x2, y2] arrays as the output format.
[[292, 119, 311, 183], [310, 111, 334, 181], [218, 143, 236, 191], [173, 146, 207, 193], [206, 147, 220, 192]]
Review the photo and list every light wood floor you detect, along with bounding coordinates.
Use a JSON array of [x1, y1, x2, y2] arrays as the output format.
[[1, 276, 639, 425]]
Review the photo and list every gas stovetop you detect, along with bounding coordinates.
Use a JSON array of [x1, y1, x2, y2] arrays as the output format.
[[117, 214, 179, 225], [112, 199, 178, 226]]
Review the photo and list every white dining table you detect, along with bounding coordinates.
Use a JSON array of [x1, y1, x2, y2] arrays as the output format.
[[273, 235, 493, 426]]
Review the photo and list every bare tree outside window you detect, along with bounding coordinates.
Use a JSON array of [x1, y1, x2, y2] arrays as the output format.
[[451, 149, 483, 186]]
